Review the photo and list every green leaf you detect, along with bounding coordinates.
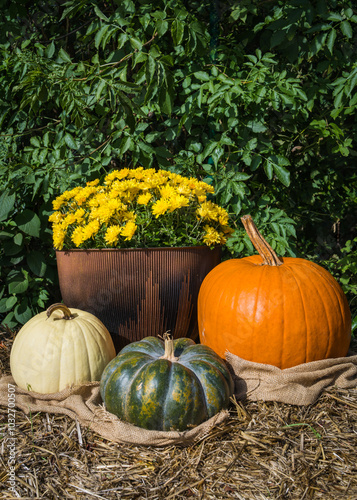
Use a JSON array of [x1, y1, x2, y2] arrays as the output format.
[[250, 156, 262, 171], [171, 19, 185, 46], [117, 33, 128, 49], [95, 24, 110, 49], [94, 5, 109, 22], [59, 3, 79, 21], [310, 32, 327, 55], [211, 146, 224, 167], [198, 141, 219, 163], [327, 28, 337, 54], [129, 37, 143, 51], [64, 134, 78, 150], [8, 274, 29, 295], [1, 312, 17, 329], [96, 79, 107, 101], [264, 160, 273, 180], [0, 298, 9, 313], [58, 48, 72, 63], [15, 209, 41, 237], [340, 21, 352, 39], [327, 12, 343, 22], [0, 231, 13, 239], [194, 71, 211, 82], [159, 86, 173, 116], [45, 41, 55, 58], [14, 298, 32, 324], [270, 30, 286, 49], [30, 136, 41, 147], [14, 233, 23, 246], [352, 315, 357, 335], [6, 296, 17, 310], [247, 120, 267, 133], [144, 78, 159, 103], [119, 135, 133, 155], [273, 163, 290, 186], [0, 191, 16, 221], [233, 172, 251, 182], [27, 251, 47, 277], [157, 19, 169, 37], [2, 238, 23, 256], [146, 56, 156, 84]]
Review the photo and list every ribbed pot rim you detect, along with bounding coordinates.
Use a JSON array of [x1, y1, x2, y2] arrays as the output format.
[[55, 245, 221, 253]]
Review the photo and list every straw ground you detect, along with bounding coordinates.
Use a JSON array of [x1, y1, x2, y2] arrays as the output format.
[[1, 327, 356, 500]]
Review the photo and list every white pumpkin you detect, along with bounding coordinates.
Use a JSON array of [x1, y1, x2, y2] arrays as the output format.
[[10, 303, 116, 393]]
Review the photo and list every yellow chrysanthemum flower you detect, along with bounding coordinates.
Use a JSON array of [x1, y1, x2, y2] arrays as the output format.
[[130, 167, 156, 180], [53, 226, 66, 250], [90, 198, 123, 224], [203, 225, 222, 246], [137, 193, 152, 205], [74, 208, 86, 223], [112, 180, 140, 202], [152, 198, 171, 218], [62, 213, 77, 228], [121, 221, 137, 240], [168, 194, 190, 211], [104, 168, 130, 184], [82, 220, 100, 241], [71, 226, 85, 247], [176, 183, 192, 197], [160, 185, 177, 199], [74, 186, 98, 206], [128, 166, 144, 178], [48, 211, 63, 223], [105, 225, 121, 246], [88, 192, 107, 208], [216, 206, 230, 226], [52, 195, 67, 210], [120, 210, 136, 222], [86, 179, 100, 187], [196, 201, 220, 221]]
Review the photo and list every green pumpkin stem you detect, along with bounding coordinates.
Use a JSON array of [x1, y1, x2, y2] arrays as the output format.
[[241, 215, 283, 266], [162, 332, 178, 362], [46, 303, 75, 320]]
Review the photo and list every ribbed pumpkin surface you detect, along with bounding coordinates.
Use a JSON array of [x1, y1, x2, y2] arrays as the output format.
[[198, 256, 351, 369], [198, 216, 351, 370], [10, 305, 116, 393], [100, 336, 234, 431]]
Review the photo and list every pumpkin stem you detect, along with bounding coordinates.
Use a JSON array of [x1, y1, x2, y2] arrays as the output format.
[[46, 303, 75, 320], [161, 332, 179, 362], [241, 215, 283, 266]]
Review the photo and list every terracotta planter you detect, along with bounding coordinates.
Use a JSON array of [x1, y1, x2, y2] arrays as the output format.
[[56, 246, 221, 352]]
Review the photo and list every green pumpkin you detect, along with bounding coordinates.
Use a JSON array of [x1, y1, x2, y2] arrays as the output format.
[[100, 335, 234, 431]]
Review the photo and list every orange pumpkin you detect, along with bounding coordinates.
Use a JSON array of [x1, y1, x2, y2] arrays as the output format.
[[198, 215, 351, 369]]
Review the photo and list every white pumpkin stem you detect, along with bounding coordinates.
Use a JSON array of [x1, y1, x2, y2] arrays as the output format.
[[161, 332, 178, 362], [46, 303, 75, 320], [241, 215, 283, 266]]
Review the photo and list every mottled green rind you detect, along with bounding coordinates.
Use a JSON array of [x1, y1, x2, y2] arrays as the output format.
[[100, 337, 234, 432]]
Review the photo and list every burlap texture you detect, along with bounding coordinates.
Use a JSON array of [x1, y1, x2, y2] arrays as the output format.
[[0, 375, 229, 447], [226, 350, 357, 406], [1, 349, 356, 446]]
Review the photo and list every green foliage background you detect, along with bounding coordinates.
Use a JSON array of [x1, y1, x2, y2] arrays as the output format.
[[0, 0, 356, 328]]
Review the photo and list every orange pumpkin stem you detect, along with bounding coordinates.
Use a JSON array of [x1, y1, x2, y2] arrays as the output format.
[[241, 215, 283, 266], [46, 303, 75, 320]]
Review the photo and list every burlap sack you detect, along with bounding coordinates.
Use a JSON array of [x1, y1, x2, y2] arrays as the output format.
[[226, 349, 357, 406], [0, 374, 229, 447], [1, 349, 356, 446]]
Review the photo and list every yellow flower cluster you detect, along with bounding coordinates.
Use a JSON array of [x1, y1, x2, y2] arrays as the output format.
[[49, 167, 233, 250]]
